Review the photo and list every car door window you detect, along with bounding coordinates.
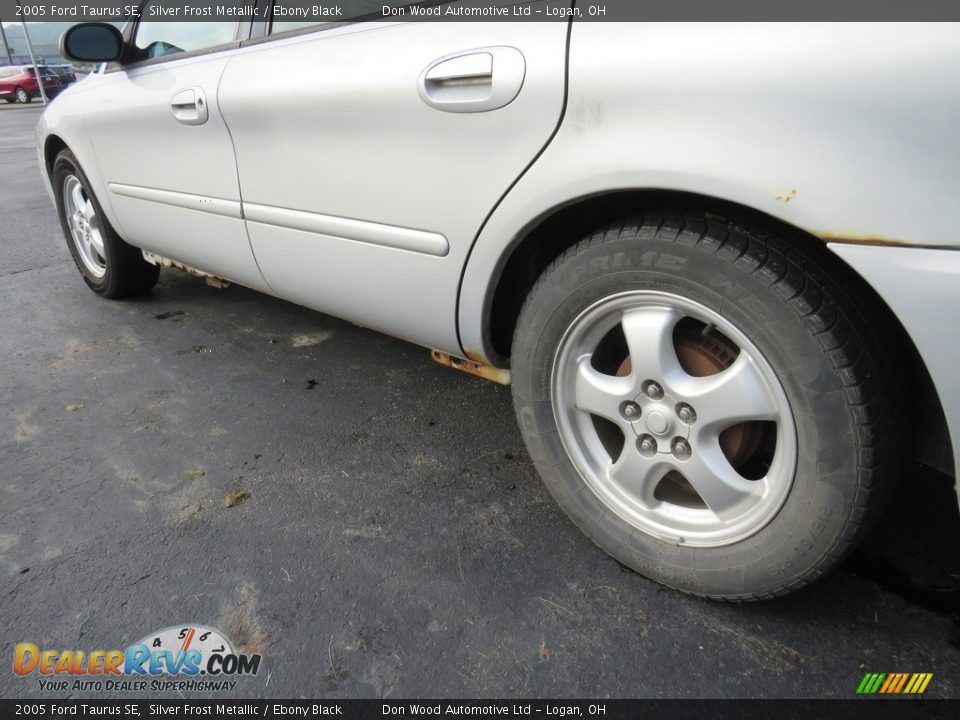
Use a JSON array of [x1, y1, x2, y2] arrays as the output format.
[[134, 1, 240, 60]]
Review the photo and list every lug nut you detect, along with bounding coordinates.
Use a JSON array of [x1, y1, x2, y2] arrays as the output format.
[[644, 381, 664, 400], [671, 437, 692, 461], [677, 403, 697, 425], [637, 434, 657, 457], [621, 401, 641, 421]]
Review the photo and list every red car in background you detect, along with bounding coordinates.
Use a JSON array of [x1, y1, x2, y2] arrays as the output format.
[[0, 65, 61, 103]]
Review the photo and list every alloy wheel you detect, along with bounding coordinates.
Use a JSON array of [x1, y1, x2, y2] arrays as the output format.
[[551, 291, 797, 547], [63, 175, 107, 278]]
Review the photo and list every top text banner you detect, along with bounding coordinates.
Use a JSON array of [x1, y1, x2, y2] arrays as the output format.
[[2, 0, 960, 23]]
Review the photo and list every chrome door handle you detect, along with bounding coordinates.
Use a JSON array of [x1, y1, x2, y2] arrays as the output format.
[[418, 47, 525, 113], [170, 87, 209, 126]]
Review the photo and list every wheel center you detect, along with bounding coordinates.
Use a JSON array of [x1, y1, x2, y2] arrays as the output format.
[[645, 408, 670, 436]]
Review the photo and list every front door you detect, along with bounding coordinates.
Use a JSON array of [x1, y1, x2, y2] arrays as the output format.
[[82, 1, 268, 292]]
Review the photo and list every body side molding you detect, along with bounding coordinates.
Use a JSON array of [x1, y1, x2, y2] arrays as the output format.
[[107, 184, 450, 257], [244, 203, 450, 257], [108, 183, 242, 219]]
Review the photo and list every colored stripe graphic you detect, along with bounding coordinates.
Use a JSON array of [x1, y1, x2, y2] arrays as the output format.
[[879, 674, 896, 693], [893, 673, 909, 693], [857, 672, 932, 694], [903, 674, 920, 694]]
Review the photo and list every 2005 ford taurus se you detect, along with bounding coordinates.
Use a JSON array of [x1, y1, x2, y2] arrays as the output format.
[[37, 8, 959, 600]]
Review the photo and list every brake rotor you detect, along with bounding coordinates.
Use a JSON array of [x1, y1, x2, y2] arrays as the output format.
[[616, 321, 765, 467]]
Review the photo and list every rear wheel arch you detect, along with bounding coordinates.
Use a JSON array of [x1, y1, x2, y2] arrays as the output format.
[[482, 189, 952, 478]]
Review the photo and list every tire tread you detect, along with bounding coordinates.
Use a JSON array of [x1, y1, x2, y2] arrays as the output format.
[[512, 212, 902, 601]]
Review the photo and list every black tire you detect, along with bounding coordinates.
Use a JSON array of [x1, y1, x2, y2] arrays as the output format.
[[52, 149, 160, 298], [511, 213, 902, 600], [15, 87, 30, 104]]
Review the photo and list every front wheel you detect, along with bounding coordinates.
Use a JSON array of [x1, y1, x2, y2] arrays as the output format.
[[511, 214, 901, 600], [15, 87, 30, 103], [52, 149, 159, 298]]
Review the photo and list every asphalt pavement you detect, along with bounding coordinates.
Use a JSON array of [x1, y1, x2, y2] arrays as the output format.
[[1, 104, 959, 699]]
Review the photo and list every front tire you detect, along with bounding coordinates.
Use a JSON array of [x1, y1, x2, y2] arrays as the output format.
[[511, 213, 901, 600], [52, 149, 159, 298], [15, 87, 30, 103]]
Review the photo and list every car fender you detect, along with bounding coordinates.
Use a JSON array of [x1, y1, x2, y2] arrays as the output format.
[[37, 74, 130, 242], [458, 22, 960, 363]]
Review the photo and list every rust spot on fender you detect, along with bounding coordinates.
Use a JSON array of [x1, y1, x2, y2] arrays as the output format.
[[776, 189, 798, 203], [431, 350, 511, 385], [818, 233, 914, 247]]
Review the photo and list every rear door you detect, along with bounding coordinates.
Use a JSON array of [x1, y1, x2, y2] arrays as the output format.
[[218, 2, 570, 353]]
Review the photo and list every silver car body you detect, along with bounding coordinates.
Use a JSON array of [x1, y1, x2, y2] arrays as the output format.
[[37, 20, 960, 503]]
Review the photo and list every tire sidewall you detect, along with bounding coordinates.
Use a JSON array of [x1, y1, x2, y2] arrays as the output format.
[[513, 233, 859, 598], [53, 151, 116, 294]]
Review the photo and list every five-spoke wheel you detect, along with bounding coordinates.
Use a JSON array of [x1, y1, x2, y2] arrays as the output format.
[[553, 292, 796, 546], [53, 149, 159, 298], [63, 175, 107, 279], [511, 214, 900, 599]]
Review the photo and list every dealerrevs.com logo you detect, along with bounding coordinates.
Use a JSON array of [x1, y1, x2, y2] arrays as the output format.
[[13, 624, 262, 693]]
